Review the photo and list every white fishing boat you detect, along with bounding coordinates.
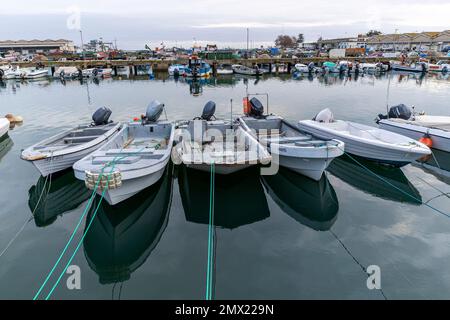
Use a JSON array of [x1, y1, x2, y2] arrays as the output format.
[[21, 107, 121, 176], [13, 67, 48, 79], [293, 63, 310, 73], [0, 118, 9, 138], [377, 104, 450, 152], [53, 66, 80, 79], [173, 101, 271, 175], [427, 60, 450, 73], [391, 61, 427, 73], [168, 64, 187, 76], [298, 108, 431, 167], [238, 97, 344, 181], [231, 64, 262, 76], [82, 68, 113, 78], [0, 65, 15, 80], [216, 64, 234, 75], [73, 101, 174, 205]]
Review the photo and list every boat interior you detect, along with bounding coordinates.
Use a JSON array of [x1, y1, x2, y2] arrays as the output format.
[[243, 116, 330, 148], [86, 122, 172, 167], [33, 123, 117, 152]]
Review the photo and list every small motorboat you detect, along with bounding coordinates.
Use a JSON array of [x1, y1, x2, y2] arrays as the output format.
[[0, 65, 16, 80], [82, 67, 112, 78], [231, 64, 262, 76], [322, 61, 343, 73], [0, 117, 9, 138], [73, 101, 174, 205], [173, 101, 271, 175], [53, 66, 81, 79], [391, 62, 427, 73], [427, 60, 450, 73], [216, 63, 234, 75], [298, 108, 431, 167], [14, 67, 48, 79], [168, 64, 187, 76], [293, 63, 309, 73], [21, 107, 120, 176], [377, 104, 450, 152], [184, 56, 212, 78], [238, 97, 344, 181]]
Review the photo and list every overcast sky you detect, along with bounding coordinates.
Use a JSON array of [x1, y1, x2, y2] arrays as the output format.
[[1, 0, 449, 49]]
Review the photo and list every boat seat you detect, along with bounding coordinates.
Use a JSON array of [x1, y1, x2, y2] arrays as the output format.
[[92, 156, 141, 165], [63, 135, 98, 143], [105, 148, 155, 156], [266, 136, 311, 144], [295, 140, 327, 147]]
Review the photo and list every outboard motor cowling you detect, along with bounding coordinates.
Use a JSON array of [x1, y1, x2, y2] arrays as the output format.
[[146, 100, 164, 122], [201, 101, 216, 121], [388, 104, 412, 120], [249, 97, 264, 117], [314, 108, 334, 123], [92, 107, 112, 126]]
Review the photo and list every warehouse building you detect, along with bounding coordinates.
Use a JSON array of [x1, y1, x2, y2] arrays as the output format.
[[0, 39, 76, 54]]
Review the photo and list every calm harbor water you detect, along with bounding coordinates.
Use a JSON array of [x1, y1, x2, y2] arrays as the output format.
[[0, 72, 450, 299]]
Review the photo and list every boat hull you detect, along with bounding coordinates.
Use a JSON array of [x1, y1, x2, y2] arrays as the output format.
[[98, 166, 166, 205], [32, 140, 113, 176], [275, 154, 336, 181], [379, 119, 450, 153], [298, 121, 430, 166]]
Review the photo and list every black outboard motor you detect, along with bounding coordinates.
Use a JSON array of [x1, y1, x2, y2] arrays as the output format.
[[388, 104, 412, 120], [249, 97, 264, 117], [92, 107, 112, 126], [145, 100, 164, 122], [377, 104, 412, 123], [308, 62, 315, 73], [201, 101, 216, 121]]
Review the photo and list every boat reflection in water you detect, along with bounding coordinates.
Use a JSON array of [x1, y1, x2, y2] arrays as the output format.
[[179, 165, 270, 229], [28, 170, 91, 227], [83, 165, 173, 284], [0, 133, 13, 162], [328, 154, 422, 204], [262, 167, 339, 231], [417, 148, 450, 183]]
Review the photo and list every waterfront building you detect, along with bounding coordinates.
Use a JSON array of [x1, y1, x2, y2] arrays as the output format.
[[0, 39, 75, 54]]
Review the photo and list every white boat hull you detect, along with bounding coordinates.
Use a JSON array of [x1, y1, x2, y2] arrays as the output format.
[[379, 119, 450, 153], [32, 139, 113, 176], [91, 165, 166, 205], [0, 119, 9, 138], [275, 154, 335, 181], [298, 119, 431, 167]]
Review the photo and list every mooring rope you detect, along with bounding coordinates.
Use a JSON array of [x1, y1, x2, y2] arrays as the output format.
[[44, 171, 111, 300], [0, 154, 54, 259], [338, 148, 450, 219], [205, 162, 215, 300], [33, 147, 147, 300]]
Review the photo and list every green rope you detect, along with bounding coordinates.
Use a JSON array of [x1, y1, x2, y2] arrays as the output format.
[[44, 169, 112, 300], [32, 166, 108, 300], [205, 162, 215, 300], [33, 147, 146, 300]]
